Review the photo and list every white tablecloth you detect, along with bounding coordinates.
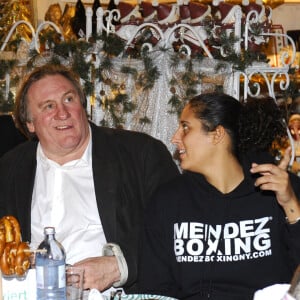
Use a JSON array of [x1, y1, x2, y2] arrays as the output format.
[[253, 284, 291, 300]]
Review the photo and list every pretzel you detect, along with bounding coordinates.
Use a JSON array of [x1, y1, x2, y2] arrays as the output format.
[[1, 242, 16, 276], [0, 216, 21, 244], [0, 216, 30, 276], [6, 216, 21, 244], [0, 222, 6, 245], [15, 242, 31, 276], [0, 240, 5, 258]]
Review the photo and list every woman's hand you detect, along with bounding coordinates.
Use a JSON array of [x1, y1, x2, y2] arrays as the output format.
[[250, 147, 300, 223]]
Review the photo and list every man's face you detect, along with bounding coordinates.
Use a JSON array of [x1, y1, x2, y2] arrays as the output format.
[[26, 74, 90, 159]]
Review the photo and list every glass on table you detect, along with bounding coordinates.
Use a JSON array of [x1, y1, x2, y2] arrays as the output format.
[[66, 266, 84, 300]]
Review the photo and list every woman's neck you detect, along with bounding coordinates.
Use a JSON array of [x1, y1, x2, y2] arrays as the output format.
[[205, 155, 244, 194]]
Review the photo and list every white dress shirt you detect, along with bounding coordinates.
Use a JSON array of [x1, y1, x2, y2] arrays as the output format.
[[30, 132, 107, 265]]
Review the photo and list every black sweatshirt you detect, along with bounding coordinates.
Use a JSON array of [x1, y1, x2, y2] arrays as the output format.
[[139, 164, 300, 300]]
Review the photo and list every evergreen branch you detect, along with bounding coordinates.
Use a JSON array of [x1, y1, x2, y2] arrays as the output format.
[[139, 116, 151, 124], [120, 66, 138, 78]]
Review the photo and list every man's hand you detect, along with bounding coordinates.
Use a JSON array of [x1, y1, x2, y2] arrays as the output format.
[[73, 256, 120, 291]]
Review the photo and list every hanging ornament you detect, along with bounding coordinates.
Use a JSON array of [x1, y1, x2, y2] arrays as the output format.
[[71, 0, 86, 39]]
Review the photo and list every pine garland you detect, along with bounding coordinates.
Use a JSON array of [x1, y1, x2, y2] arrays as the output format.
[[0, 13, 295, 124]]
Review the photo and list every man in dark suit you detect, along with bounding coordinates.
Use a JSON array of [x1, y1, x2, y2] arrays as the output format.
[[0, 114, 26, 157], [0, 64, 179, 294]]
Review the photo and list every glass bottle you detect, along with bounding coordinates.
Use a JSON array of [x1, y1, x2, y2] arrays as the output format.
[[36, 227, 66, 300]]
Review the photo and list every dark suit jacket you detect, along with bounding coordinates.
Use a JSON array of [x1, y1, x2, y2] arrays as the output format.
[[0, 122, 179, 292], [0, 114, 26, 157]]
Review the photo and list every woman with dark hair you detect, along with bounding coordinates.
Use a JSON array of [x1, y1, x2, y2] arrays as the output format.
[[139, 93, 300, 300]]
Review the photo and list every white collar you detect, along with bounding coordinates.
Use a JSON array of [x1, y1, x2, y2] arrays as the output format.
[[37, 126, 92, 169]]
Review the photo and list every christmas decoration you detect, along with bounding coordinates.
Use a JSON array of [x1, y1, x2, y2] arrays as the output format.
[[0, 0, 33, 49], [61, 4, 77, 41], [71, 0, 86, 39], [0, 0, 297, 135], [92, 0, 101, 33]]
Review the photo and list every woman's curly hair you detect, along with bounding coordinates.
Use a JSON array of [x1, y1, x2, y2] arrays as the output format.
[[238, 96, 287, 155]]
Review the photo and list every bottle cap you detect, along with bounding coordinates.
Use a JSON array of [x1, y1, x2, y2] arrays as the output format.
[[44, 227, 55, 235]]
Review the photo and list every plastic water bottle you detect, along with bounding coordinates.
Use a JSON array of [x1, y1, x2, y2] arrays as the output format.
[[36, 227, 66, 300]]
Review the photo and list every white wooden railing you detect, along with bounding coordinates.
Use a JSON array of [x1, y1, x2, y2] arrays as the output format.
[[0, 1, 297, 152]]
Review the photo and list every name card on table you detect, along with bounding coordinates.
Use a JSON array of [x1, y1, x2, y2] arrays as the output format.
[[2, 269, 36, 300]]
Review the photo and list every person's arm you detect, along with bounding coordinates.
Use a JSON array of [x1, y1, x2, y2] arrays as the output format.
[[143, 137, 180, 199], [139, 190, 177, 297], [80, 131, 179, 292], [121, 135, 179, 290], [250, 147, 300, 224], [250, 148, 300, 269]]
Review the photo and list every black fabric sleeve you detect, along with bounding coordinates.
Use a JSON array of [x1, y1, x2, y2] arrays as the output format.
[[284, 172, 300, 268], [138, 188, 178, 298], [121, 135, 179, 291]]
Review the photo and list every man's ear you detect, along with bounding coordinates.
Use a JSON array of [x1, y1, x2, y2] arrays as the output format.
[[212, 125, 225, 145], [26, 121, 35, 133]]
